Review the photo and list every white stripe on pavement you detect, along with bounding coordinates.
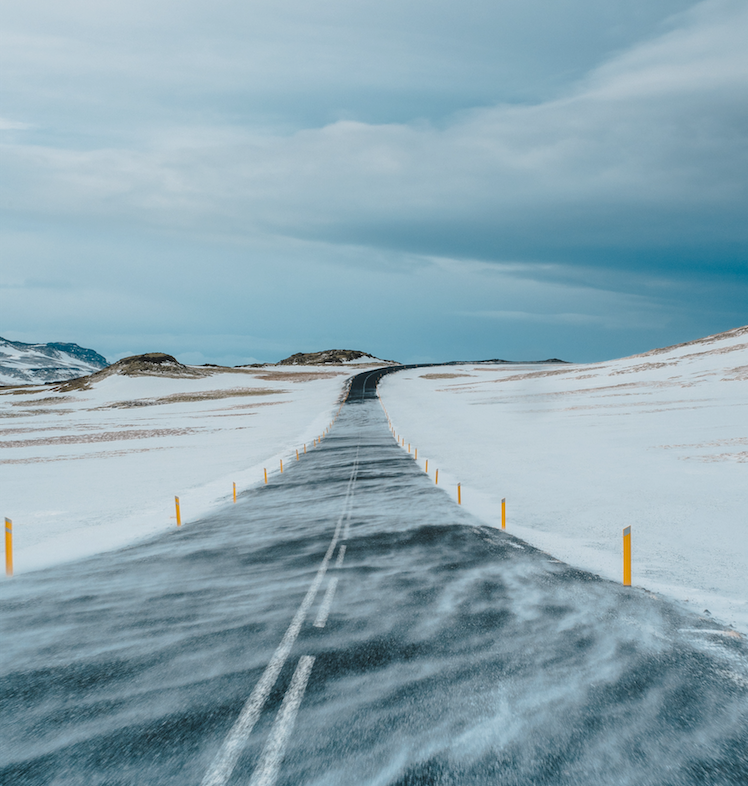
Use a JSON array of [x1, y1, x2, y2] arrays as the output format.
[[248, 656, 316, 786], [313, 577, 339, 628], [201, 452, 359, 786]]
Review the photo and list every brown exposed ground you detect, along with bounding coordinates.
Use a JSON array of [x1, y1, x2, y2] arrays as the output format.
[[419, 373, 474, 380], [255, 371, 344, 382], [9, 396, 75, 407], [0, 427, 197, 449], [99, 388, 285, 409], [630, 324, 748, 358]]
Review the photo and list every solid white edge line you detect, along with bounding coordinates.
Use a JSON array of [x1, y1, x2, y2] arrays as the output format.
[[313, 577, 339, 628], [248, 656, 316, 786]]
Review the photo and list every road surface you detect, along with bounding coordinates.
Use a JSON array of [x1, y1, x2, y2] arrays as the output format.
[[2, 368, 748, 785]]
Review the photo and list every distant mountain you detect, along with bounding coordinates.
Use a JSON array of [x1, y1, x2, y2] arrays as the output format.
[[0, 336, 109, 386], [276, 349, 399, 366]]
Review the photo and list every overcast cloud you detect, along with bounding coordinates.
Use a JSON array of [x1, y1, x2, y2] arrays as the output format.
[[1, 0, 746, 364]]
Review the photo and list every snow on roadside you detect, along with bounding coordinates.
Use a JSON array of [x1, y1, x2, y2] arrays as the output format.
[[380, 326, 748, 633], [0, 365, 360, 574]]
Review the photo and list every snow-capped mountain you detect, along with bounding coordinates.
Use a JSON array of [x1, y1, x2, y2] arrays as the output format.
[[0, 336, 109, 386]]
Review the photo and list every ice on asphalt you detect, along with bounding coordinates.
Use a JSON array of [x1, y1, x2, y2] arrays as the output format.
[[379, 325, 748, 634]]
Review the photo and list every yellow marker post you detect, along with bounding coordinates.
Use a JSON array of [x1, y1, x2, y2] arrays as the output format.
[[414, 448, 417, 460], [623, 526, 632, 586], [5, 518, 12, 577], [435, 469, 439, 485], [425, 459, 428, 473], [233, 482, 236, 503], [296, 449, 299, 461], [264, 468, 268, 484], [304, 444, 307, 454], [408, 443, 411, 453], [175, 497, 181, 527], [280, 459, 283, 474], [501, 497, 506, 529], [458, 484, 461, 505]]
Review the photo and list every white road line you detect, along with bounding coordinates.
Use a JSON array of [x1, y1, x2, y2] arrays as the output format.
[[313, 577, 339, 628], [201, 457, 359, 786], [248, 656, 316, 786], [335, 544, 346, 568]]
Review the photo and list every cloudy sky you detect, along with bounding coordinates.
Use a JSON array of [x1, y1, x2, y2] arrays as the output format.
[[1, 0, 746, 364]]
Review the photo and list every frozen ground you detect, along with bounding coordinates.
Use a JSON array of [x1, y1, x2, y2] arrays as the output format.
[[379, 325, 748, 633], [0, 365, 361, 573]]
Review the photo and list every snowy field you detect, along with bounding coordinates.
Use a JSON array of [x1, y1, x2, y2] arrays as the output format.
[[380, 326, 748, 633], [0, 365, 357, 573]]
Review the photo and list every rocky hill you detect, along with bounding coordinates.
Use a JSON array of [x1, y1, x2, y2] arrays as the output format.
[[55, 353, 210, 391], [277, 349, 398, 366], [0, 336, 108, 386]]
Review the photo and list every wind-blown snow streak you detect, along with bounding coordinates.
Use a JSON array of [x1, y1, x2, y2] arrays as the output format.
[[200, 449, 359, 786]]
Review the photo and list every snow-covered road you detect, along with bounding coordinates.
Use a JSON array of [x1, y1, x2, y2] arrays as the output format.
[[2, 369, 748, 785]]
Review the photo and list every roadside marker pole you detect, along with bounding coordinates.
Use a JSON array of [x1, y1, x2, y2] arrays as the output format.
[[264, 468, 268, 484], [501, 498, 506, 529], [458, 484, 461, 505], [414, 448, 417, 460], [408, 443, 411, 453], [435, 469, 439, 485], [280, 459, 283, 474], [623, 526, 632, 586], [304, 444, 306, 454], [175, 497, 182, 527], [425, 459, 428, 473], [296, 449, 299, 461], [233, 482, 237, 503], [5, 518, 12, 577]]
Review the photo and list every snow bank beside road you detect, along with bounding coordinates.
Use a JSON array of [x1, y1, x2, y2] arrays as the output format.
[[380, 327, 748, 633], [1, 366, 356, 574]]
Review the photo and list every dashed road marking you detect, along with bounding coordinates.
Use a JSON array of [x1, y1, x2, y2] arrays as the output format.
[[314, 577, 339, 628], [248, 656, 316, 786], [201, 451, 360, 786], [335, 544, 346, 568]]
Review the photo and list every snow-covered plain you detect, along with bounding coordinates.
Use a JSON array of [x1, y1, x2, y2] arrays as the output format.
[[0, 366, 357, 573], [380, 326, 748, 633]]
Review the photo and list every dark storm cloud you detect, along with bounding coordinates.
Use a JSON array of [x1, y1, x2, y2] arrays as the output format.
[[0, 0, 746, 362]]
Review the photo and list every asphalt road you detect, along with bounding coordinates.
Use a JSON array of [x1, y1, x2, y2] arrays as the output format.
[[2, 368, 748, 785]]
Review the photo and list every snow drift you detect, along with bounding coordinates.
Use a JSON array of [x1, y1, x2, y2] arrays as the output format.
[[380, 325, 748, 633]]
